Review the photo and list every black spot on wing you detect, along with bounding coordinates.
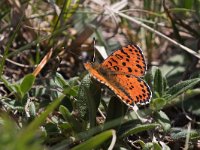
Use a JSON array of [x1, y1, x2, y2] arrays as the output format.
[[128, 67, 132, 72], [136, 64, 142, 69], [136, 96, 139, 101], [121, 49, 130, 58], [108, 61, 112, 66], [115, 54, 123, 60], [140, 84, 144, 88], [122, 62, 126, 66], [110, 58, 118, 64], [121, 49, 128, 55]]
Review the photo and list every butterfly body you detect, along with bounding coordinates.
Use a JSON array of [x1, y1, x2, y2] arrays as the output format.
[[84, 44, 152, 106]]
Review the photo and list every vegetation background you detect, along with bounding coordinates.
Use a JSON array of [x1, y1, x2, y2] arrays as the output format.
[[0, 0, 200, 149]]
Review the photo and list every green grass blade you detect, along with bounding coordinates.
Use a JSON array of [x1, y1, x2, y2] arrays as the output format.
[[0, 13, 24, 76], [71, 130, 115, 150], [120, 123, 159, 139]]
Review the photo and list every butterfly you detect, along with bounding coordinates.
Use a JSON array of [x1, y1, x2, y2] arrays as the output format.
[[84, 44, 152, 106]]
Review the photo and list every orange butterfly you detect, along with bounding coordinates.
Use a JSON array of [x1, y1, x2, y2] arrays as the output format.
[[84, 44, 152, 106]]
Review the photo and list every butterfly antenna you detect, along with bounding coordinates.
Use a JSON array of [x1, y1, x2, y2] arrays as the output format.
[[92, 37, 96, 62]]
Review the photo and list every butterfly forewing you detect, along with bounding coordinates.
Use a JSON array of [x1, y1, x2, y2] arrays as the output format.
[[101, 44, 146, 77]]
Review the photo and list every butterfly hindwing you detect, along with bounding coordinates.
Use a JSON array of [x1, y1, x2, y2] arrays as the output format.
[[111, 74, 151, 105]]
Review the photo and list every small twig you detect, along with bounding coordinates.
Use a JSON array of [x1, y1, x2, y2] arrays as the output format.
[[163, 0, 184, 44], [0, 54, 36, 68], [184, 122, 191, 150]]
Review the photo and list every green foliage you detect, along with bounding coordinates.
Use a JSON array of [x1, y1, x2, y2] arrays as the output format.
[[1, 74, 35, 101], [1, 0, 200, 149], [154, 111, 171, 132]]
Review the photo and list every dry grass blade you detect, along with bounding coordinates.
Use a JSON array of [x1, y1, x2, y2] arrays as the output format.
[[184, 122, 191, 150], [0, 54, 36, 68], [32, 49, 53, 77]]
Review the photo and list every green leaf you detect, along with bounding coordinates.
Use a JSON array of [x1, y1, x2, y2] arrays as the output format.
[[181, 0, 193, 9], [20, 74, 35, 97], [54, 72, 69, 88], [77, 74, 101, 127], [68, 76, 80, 86], [154, 68, 164, 97], [120, 123, 159, 138], [105, 96, 128, 122], [53, 73, 79, 97], [181, 89, 200, 115], [143, 142, 153, 150], [71, 130, 115, 150], [74, 117, 126, 145], [0, 76, 16, 93], [163, 77, 168, 91], [154, 111, 171, 132], [13, 84, 23, 99], [29, 101, 36, 117], [150, 98, 166, 111], [144, 71, 153, 93], [59, 105, 83, 132], [152, 142, 162, 150], [77, 74, 91, 118], [170, 128, 200, 140], [0, 76, 22, 99], [59, 105, 71, 121], [166, 78, 200, 101]]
